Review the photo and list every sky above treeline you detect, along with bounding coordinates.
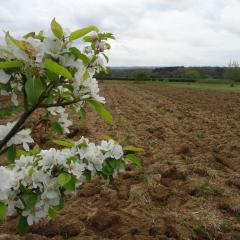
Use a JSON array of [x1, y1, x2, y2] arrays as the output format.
[[1, 0, 240, 66]]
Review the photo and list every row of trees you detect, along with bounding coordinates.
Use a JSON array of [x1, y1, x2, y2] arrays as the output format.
[[132, 63, 240, 81], [132, 66, 240, 82], [96, 62, 240, 82]]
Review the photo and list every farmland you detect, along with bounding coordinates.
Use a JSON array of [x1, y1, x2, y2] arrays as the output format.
[[145, 82, 240, 93], [0, 82, 240, 239]]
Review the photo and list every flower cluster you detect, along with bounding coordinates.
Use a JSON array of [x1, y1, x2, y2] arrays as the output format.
[[0, 19, 112, 112], [0, 137, 125, 226], [47, 106, 73, 133], [0, 18, 114, 151]]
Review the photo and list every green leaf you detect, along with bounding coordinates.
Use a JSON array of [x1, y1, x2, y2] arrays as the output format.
[[63, 176, 77, 191], [28, 167, 35, 177], [88, 100, 113, 123], [79, 108, 86, 120], [23, 32, 35, 39], [102, 53, 109, 63], [57, 172, 72, 187], [44, 58, 72, 80], [56, 193, 64, 209], [30, 144, 40, 155], [83, 36, 93, 42], [52, 121, 63, 134], [16, 149, 28, 157], [0, 82, 11, 92], [7, 144, 16, 163], [107, 158, 117, 170], [23, 32, 44, 41], [69, 47, 89, 64], [98, 32, 116, 40], [123, 146, 144, 152], [69, 26, 99, 41], [53, 140, 73, 148], [51, 18, 63, 39], [101, 159, 118, 177], [102, 135, 112, 141], [0, 60, 23, 69], [102, 163, 114, 176], [0, 202, 6, 220], [25, 75, 44, 105], [18, 216, 29, 236], [24, 193, 38, 210], [126, 154, 141, 167], [67, 156, 78, 165], [83, 169, 91, 181], [83, 71, 89, 80], [48, 207, 57, 220], [46, 70, 59, 82], [79, 108, 86, 128], [105, 43, 111, 50], [77, 141, 88, 149]]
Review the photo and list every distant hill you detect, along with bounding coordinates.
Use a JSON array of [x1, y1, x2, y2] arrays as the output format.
[[101, 66, 228, 81]]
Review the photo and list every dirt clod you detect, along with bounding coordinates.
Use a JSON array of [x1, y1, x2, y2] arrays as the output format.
[[87, 209, 120, 231]]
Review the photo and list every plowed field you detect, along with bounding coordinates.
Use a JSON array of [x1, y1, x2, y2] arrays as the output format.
[[0, 82, 240, 239]]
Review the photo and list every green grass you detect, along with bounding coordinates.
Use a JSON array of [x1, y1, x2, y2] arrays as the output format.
[[220, 219, 233, 233], [0, 105, 23, 119], [156, 107, 168, 116], [158, 82, 240, 93], [190, 183, 223, 197], [103, 80, 240, 93], [234, 209, 240, 221]]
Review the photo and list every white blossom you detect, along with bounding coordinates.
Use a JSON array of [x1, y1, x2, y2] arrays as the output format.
[[11, 93, 18, 106], [58, 112, 72, 134], [0, 138, 125, 225], [0, 167, 15, 201], [100, 140, 124, 159], [0, 70, 11, 84], [7, 128, 34, 151]]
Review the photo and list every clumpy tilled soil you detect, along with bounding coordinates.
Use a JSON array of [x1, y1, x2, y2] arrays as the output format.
[[0, 83, 240, 239]]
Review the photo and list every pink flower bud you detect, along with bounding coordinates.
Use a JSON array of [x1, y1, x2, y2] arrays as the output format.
[[91, 31, 98, 40], [95, 40, 105, 52], [99, 41, 105, 52], [96, 40, 100, 49]]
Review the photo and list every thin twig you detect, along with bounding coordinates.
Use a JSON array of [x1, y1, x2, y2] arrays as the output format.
[[31, 118, 46, 132], [39, 98, 81, 108]]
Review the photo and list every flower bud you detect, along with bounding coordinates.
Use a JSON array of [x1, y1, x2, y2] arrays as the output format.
[[91, 31, 98, 40], [96, 40, 105, 52], [99, 41, 105, 52]]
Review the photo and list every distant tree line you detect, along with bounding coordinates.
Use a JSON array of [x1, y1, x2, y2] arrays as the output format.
[[95, 63, 240, 83]]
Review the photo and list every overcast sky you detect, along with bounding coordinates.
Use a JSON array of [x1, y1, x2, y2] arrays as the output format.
[[1, 0, 240, 66]]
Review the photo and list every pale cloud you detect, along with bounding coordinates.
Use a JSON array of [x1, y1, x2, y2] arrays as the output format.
[[0, 0, 240, 66]]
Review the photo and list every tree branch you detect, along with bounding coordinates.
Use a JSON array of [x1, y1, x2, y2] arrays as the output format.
[[39, 98, 81, 108], [0, 80, 81, 151]]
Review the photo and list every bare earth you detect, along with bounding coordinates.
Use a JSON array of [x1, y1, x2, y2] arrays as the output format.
[[0, 82, 240, 239]]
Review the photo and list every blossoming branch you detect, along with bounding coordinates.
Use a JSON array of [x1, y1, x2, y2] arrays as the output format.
[[0, 19, 142, 235]]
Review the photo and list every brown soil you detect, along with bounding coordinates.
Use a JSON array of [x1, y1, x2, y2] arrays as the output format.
[[0, 82, 240, 239]]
